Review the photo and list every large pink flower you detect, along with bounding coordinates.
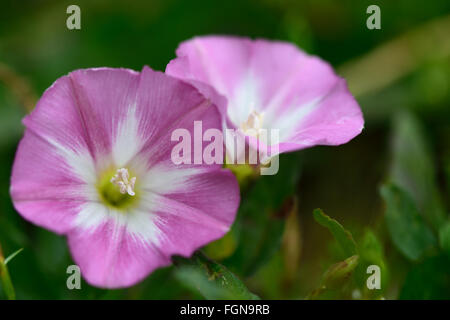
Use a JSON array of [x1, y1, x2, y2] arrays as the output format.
[[166, 36, 364, 158], [10, 66, 239, 288]]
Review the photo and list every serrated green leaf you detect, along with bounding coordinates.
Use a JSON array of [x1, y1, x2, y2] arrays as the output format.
[[439, 221, 450, 255], [174, 251, 260, 300], [313, 208, 357, 258], [380, 183, 437, 261], [390, 111, 446, 230]]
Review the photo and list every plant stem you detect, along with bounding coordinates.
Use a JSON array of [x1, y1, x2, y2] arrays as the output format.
[[0, 243, 16, 300]]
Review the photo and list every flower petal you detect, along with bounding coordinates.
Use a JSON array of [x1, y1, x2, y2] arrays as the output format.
[[140, 169, 239, 258], [129, 67, 225, 170], [68, 212, 169, 288], [67, 67, 141, 167], [166, 36, 364, 155]]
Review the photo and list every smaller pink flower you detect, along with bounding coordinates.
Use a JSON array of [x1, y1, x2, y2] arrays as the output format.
[[10, 66, 240, 288], [166, 36, 364, 159]]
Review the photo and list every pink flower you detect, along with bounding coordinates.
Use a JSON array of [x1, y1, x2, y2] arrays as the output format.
[[166, 36, 364, 159], [10, 67, 240, 288]]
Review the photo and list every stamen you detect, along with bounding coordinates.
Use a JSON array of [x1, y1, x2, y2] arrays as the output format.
[[241, 110, 264, 136], [110, 168, 136, 196]]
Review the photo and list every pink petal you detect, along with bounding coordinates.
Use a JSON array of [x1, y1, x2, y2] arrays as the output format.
[[166, 36, 364, 156], [68, 220, 171, 288], [145, 169, 240, 258], [130, 67, 225, 171]]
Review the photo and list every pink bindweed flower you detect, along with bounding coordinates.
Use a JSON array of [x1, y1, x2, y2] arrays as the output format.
[[10, 66, 240, 288], [166, 36, 364, 160]]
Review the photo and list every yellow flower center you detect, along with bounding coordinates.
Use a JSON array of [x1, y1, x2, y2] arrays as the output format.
[[97, 167, 139, 210]]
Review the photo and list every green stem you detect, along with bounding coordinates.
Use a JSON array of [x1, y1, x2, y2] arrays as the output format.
[[0, 243, 16, 300]]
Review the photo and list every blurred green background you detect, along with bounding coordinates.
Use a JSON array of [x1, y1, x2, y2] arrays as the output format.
[[0, 0, 449, 299]]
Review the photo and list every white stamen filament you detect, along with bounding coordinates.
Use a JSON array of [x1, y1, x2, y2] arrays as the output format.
[[241, 110, 264, 136], [110, 168, 136, 196]]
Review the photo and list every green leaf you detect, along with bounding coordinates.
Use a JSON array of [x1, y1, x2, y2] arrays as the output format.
[[355, 230, 388, 298], [174, 251, 260, 300], [399, 254, 450, 299], [439, 221, 450, 255], [4, 248, 23, 266], [307, 255, 359, 299], [224, 153, 301, 276], [380, 183, 437, 261], [313, 208, 357, 258], [390, 111, 446, 230], [322, 255, 359, 289]]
